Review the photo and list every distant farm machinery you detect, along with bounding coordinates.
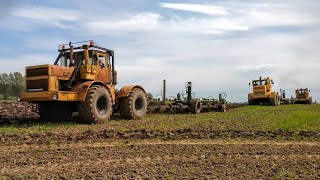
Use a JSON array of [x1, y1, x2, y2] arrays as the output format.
[[279, 89, 290, 105], [147, 80, 227, 114], [290, 88, 312, 104]]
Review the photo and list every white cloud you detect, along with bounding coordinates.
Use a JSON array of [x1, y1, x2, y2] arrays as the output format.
[[1, 1, 320, 102], [159, 3, 228, 16], [10, 6, 81, 29], [235, 64, 276, 72], [0, 54, 56, 73], [85, 13, 160, 34]]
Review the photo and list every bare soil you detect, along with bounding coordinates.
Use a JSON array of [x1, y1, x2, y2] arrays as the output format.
[[0, 102, 319, 178], [1, 139, 319, 179], [0, 102, 38, 125]]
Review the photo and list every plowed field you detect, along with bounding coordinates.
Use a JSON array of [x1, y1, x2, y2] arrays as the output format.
[[0, 103, 319, 178]]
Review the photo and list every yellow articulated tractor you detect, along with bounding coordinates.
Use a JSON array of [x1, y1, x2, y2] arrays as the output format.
[[19, 41, 148, 123], [248, 77, 280, 106], [290, 88, 312, 104]]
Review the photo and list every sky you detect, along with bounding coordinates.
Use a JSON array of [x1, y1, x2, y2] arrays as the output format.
[[0, 0, 319, 102]]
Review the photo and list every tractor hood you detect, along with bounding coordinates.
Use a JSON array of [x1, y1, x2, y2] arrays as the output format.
[[25, 64, 74, 92], [26, 64, 74, 79]]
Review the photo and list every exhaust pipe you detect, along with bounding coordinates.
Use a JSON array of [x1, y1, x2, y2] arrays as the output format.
[[162, 79, 166, 102]]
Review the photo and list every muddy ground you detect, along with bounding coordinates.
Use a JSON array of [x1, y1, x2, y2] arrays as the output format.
[[0, 102, 244, 125], [0, 127, 319, 179], [0, 102, 319, 178], [1, 139, 319, 179]]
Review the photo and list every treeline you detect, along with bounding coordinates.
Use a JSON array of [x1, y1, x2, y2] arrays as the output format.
[[0, 72, 25, 100]]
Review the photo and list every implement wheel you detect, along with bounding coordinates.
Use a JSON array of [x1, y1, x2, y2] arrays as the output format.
[[119, 88, 147, 119], [190, 100, 201, 114], [78, 85, 113, 124], [219, 104, 227, 112]]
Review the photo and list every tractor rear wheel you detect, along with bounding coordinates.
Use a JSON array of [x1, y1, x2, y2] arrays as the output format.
[[78, 85, 113, 124], [38, 102, 73, 122], [119, 88, 147, 119], [190, 100, 201, 114]]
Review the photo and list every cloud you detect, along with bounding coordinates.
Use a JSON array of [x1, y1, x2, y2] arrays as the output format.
[[0, 1, 21, 18], [10, 6, 81, 29], [85, 13, 160, 34], [0, 54, 56, 73], [1, 1, 320, 102], [159, 3, 228, 16]]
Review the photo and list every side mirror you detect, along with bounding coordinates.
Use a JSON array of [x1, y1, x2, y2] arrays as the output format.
[[249, 82, 251, 87]]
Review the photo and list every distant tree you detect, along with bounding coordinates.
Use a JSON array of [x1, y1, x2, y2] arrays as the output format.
[[145, 92, 154, 101], [0, 73, 10, 99], [0, 72, 25, 99], [8, 72, 24, 97]]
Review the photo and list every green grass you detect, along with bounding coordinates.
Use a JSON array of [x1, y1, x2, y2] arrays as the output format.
[[0, 99, 16, 102], [0, 104, 320, 135]]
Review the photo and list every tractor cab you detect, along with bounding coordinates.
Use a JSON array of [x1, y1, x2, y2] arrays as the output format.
[[55, 41, 117, 89], [295, 88, 309, 98]]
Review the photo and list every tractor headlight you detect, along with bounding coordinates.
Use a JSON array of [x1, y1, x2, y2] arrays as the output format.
[[53, 93, 58, 100]]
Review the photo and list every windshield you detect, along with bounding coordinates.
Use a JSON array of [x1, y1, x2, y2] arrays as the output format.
[[296, 89, 307, 94], [58, 51, 84, 67], [57, 50, 96, 67], [252, 80, 268, 86]]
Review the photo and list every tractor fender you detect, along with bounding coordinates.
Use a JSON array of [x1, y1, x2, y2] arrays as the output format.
[[116, 85, 146, 99], [71, 81, 116, 102]]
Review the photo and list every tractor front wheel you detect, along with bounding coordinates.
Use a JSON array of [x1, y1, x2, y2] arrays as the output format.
[[78, 85, 113, 124]]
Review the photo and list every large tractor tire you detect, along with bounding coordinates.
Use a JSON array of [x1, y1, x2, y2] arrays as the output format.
[[78, 85, 113, 124], [119, 88, 147, 119], [190, 100, 201, 114], [38, 102, 73, 122]]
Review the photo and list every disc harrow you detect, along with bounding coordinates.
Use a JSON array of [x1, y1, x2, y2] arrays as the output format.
[[147, 80, 227, 114]]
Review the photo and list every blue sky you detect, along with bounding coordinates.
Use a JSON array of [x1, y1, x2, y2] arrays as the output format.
[[0, 0, 319, 102]]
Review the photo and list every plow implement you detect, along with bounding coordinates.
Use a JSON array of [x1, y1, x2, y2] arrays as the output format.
[[147, 80, 227, 114]]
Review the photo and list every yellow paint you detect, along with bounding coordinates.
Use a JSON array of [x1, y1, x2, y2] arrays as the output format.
[[21, 91, 79, 102], [248, 77, 278, 101]]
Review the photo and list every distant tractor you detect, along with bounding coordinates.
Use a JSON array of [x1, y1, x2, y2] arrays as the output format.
[[248, 77, 280, 106], [19, 41, 148, 123], [290, 88, 312, 104]]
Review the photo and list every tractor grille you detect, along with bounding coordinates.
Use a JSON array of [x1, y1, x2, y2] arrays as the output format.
[[26, 67, 48, 77], [26, 79, 48, 92], [253, 87, 266, 96], [254, 91, 265, 96]]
